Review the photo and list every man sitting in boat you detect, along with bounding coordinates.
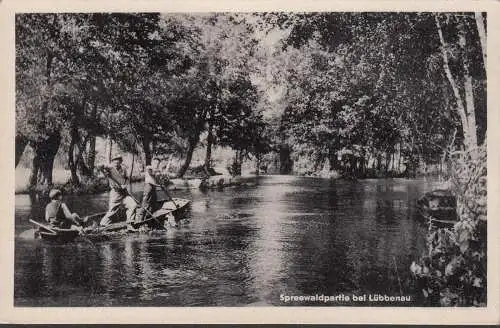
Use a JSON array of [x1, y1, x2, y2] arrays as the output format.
[[98, 155, 137, 230], [45, 189, 84, 231]]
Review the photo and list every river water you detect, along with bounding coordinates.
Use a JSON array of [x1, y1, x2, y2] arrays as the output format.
[[14, 175, 440, 306]]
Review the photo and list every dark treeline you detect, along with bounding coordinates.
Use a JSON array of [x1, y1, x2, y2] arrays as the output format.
[[274, 12, 486, 177], [15, 12, 486, 190]]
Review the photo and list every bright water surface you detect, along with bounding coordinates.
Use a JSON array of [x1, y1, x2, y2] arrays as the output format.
[[14, 175, 440, 306]]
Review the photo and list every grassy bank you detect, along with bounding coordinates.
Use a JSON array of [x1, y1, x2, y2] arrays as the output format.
[[15, 142, 261, 196], [15, 168, 144, 195]]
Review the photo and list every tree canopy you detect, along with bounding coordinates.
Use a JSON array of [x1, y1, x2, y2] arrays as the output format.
[[15, 12, 486, 187]]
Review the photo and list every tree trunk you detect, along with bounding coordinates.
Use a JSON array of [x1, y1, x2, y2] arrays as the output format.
[[385, 151, 390, 173], [390, 152, 395, 172], [397, 144, 402, 173], [239, 150, 245, 169], [459, 24, 478, 149], [359, 152, 366, 176], [15, 135, 28, 167], [68, 125, 80, 185], [142, 135, 152, 166], [232, 150, 244, 176], [77, 150, 92, 178], [474, 12, 487, 69], [328, 150, 340, 171], [204, 122, 213, 170], [29, 146, 41, 187], [314, 153, 324, 172], [228, 150, 241, 176], [86, 103, 98, 174], [68, 135, 79, 185], [463, 72, 478, 148], [152, 139, 157, 155], [255, 154, 261, 176], [279, 143, 293, 174], [28, 133, 61, 188], [177, 138, 197, 178], [74, 132, 92, 179], [435, 15, 477, 151], [110, 138, 114, 162], [87, 135, 96, 174]]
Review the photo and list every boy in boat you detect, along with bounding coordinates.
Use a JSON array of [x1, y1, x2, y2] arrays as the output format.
[[45, 189, 84, 231], [134, 158, 161, 227], [98, 155, 137, 230], [135, 157, 176, 229]]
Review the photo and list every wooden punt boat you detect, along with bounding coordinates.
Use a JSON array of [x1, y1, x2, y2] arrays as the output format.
[[84, 197, 191, 231], [30, 219, 81, 243], [417, 189, 458, 228], [31, 197, 191, 242]]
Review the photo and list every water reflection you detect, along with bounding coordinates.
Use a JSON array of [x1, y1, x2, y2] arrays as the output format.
[[248, 179, 292, 304], [15, 176, 436, 306]]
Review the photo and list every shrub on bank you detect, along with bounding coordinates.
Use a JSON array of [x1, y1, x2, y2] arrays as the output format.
[[20, 171, 146, 197], [410, 145, 487, 306], [24, 177, 110, 198], [62, 177, 110, 195]]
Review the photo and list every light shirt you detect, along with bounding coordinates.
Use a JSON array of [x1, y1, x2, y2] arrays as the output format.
[[144, 166, 159, 186], [105, 164, 128, 190], [45, 200, 74, 222]]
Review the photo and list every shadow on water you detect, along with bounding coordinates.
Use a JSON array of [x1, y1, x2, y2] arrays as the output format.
[[15, 175, 440, 306]]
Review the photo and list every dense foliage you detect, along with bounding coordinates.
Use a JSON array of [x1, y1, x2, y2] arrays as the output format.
[[16, 12, 486, 185], [264, 13, 485, 176], [16, 13, 270, 185]]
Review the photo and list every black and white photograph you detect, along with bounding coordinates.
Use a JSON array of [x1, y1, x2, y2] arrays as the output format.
[[7, 5, 494, 318]]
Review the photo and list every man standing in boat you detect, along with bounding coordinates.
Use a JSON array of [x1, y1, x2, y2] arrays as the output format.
[[99, 155, 137, 229], [45, 189, 84, 231]]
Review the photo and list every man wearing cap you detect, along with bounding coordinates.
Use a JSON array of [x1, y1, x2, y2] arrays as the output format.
[[99, 155, 137, 228], [45, 189, 84, 230]]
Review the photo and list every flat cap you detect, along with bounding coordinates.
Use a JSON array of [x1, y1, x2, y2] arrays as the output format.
[[49, 189, 62, 199]]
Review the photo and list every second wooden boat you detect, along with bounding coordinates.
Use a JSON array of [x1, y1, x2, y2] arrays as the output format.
[[417, 189, 458, 228]]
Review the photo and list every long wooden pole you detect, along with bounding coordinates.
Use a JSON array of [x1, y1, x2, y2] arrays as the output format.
[[129, 152, 135, 185], [158, 155, 179, 208], [30, 219, 57, 234], [158, 184, 179, 209]]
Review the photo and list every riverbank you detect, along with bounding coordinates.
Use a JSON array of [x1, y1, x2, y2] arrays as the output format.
[[14, 168, 144, 196], [15, 143, 259, 195], [14, 167, 256, 195], [298, 169, 447, 180], [15, 165, 449, 196]]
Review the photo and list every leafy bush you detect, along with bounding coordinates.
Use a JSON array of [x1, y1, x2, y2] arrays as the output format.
[[411, 145, 487, 306], [61, 177, 110, 195]]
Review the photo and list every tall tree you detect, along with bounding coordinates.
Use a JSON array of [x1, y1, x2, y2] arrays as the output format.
[[434, 13, 486, 151], [16, 14, 71, 188]]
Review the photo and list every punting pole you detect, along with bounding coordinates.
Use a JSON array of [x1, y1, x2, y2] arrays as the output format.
[[158, 183, 179, 209], [155, 155, 179, 209]]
